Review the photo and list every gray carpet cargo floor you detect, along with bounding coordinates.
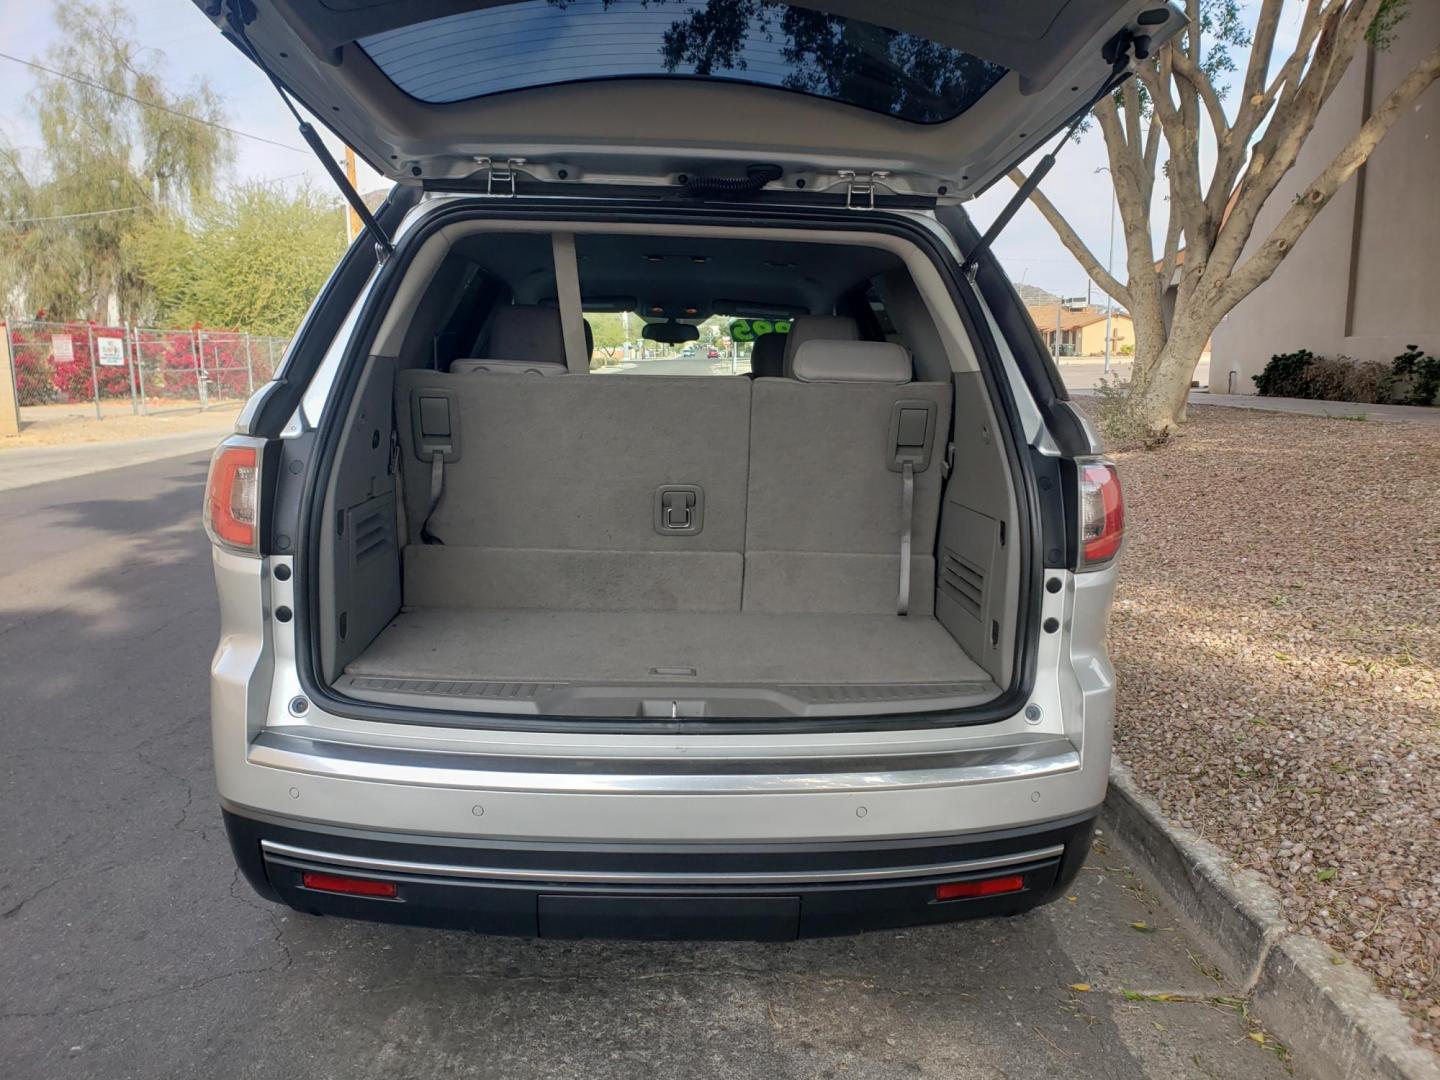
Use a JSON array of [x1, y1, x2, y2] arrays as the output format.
[[347, 608, 993, 688]]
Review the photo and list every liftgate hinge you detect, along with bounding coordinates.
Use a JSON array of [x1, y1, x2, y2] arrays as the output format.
[[838, 169, 890, 211], [473, 157, 527, 197]]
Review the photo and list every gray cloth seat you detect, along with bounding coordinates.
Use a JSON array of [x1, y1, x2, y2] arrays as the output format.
[[745, 340, 950, 616], [781, 315, 858, 377], [450, 305, 592, 375], [747, 331, 786, 379], [397, 333, 951, 620], [397, 370, 751, 612]]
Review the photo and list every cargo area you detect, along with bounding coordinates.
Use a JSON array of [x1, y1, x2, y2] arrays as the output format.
[[314, 226, 1024, 720]]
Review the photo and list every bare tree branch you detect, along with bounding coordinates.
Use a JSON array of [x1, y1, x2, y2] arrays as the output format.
[[1208, 0, 1381, 279], [1007, 167, 1132, 308], [1221, 39, 1440, 311], [1170, 49, 1229, 143], [1159, 183, 1184, 294], [1241, 0, 1286, 110], [1138, 52, 1209, 258], [1142, 119, 1163, 200]]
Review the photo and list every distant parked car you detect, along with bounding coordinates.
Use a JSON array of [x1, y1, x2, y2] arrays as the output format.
[[707, 347, 720, 358]]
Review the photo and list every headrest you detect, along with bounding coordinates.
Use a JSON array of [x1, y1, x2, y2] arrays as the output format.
[[782, 315, 858, 377], [749, 332, 786, 378], [791, 340, 913, 385], [480, 305, 565, 365], [450, 358, 568, 376]]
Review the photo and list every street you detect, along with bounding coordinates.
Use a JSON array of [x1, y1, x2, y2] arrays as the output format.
[[0, 451, 1288, 1080]]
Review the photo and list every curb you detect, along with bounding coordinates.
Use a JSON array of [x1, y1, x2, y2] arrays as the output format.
[[1103, 759, 1438, 1080]]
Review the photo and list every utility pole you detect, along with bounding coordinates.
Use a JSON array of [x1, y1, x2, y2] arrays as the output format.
[[1095, 166, 1117, 375], [344, 146, 361, 243]]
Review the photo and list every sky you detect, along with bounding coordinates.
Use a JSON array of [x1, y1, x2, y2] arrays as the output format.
[[0, 0, 1308, 306]]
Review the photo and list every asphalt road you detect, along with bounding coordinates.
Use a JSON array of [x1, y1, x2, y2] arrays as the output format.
[[0, 451, 1293, 1080]]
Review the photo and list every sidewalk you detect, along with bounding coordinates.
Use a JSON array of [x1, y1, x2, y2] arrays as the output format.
[[1190, 391, 1440, 425], [1070, 384, 1440, 425], [0, 426, 233, 492]]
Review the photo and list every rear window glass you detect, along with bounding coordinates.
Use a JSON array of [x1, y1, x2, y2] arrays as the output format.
[[589, 314, 759, 376], [358, 0, 1007, 124]]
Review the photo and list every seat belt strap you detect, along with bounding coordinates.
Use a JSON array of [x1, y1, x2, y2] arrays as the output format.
[[897, 461, 914, 616], [390, 427, 410, 545], [552, 232, 588, 373], [420, 453, 445, 545]]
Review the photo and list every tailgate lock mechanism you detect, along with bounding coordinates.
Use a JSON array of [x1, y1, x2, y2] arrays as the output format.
[[474, 156, 527, 197], [838, 169, 890, 211], [655, 485, 703, 535]]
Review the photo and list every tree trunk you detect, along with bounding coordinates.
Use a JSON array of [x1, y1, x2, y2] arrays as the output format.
[[1127, 309, 1215, 437]]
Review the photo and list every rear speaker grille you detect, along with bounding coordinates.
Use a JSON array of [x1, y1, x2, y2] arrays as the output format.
[[939, 548, 984, 619], [351, 503, 392, 565]]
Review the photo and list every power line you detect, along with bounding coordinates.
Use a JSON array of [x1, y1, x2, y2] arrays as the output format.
[[1, 205, 145, 225], [0, 50, 309, 155]]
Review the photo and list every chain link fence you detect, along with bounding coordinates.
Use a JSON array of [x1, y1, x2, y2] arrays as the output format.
[[4, 318, 290, 419]]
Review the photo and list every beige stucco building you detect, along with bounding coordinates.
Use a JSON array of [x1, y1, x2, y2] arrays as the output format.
[[1026, 304, 1136, 357], [1210, 10, 1440, 394]]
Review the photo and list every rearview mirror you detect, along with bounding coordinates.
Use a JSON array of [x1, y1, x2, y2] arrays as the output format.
[[641, 321, 701, 344]]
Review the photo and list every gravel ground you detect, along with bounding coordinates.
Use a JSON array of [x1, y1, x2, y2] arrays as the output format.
[[1105, 405, 1439, 1046]]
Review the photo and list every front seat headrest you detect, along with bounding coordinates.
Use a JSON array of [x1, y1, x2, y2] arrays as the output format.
[[782, 316, 859, 377], [749, 332, 786, 378], [480, 305, 566, 365]]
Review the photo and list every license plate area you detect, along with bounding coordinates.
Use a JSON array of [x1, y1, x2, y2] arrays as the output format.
[[538, 894, 800, 941]]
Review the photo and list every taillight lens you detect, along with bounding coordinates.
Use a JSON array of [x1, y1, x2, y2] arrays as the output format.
[[300, 872, 399, 899], [935, 875, 1026, 901], [204, 439, 262, 554], [1077, 459, 1124, 568]]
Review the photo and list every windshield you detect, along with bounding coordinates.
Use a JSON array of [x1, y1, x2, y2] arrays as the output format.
[[359, 0, 1007, 124]]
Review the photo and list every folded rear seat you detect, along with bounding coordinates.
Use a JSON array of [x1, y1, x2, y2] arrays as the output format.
[[744, 338, 950, 616], [396, 369, 752, 612]]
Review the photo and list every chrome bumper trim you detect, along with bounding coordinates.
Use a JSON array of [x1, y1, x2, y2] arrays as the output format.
[[260, 839, 1066, 886], [248, 730, 1082, 795]]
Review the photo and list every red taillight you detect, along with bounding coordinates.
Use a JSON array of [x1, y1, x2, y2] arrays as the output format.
[[934, 875, 1026, 901], [204, 440, 261, 553], [1077, 459, 1124, 568], [300, 871, 398, 898]]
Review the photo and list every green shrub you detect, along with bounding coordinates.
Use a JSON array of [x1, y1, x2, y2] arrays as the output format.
[[1253, 349, 1316, 397], [1253, 345, 1438, 406], [1091, 376, 1161, 450], [1387, 344, 1439, 407]]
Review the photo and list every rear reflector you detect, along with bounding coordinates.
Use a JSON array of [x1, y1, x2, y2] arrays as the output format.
[[934, 874, 1026, 901], [1076, 459, 1124, 569], [204, 438, 262, 554], [300, 871, 398, 898]]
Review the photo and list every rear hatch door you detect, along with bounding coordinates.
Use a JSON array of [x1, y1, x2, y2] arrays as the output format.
[[200, 0, 1181, 198]]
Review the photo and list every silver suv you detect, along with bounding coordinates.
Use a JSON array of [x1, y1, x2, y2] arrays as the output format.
[[201, 0, 1163, 940]]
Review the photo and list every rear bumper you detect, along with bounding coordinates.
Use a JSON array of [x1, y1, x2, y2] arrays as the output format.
[[225, 809, 1096, 940]]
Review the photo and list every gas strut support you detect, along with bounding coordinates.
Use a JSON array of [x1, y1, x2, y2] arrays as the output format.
[[962, 30, 1148, 279], [217, 2, 394, 260]]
